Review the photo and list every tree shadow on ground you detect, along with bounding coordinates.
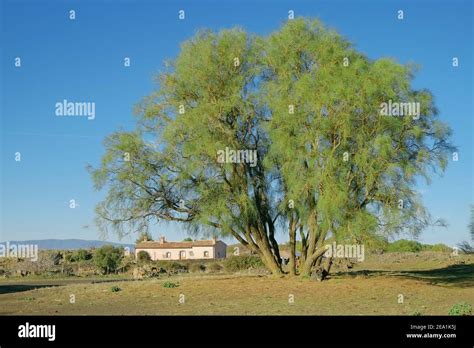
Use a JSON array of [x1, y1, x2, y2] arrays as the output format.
[[0, 284, 60, 295], [0, 278, 135, 295], [338, 263, 474, 288]]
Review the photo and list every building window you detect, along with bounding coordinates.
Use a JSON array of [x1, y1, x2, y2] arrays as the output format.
[[204, 251, 209, 257], [164, 252, 171, 258]]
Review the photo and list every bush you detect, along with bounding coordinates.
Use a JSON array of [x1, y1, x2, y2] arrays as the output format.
[[135, 232, 153, 244], [94, 245, 124, 274], [422, 243, 452, 252], [207, 263, 222, 273], [137, 251, 151, 262], [111, 286, 121, 292], [387, 240, 423, 253], [75, 249, 93, 261], [448, 302, 472, 316], [65, 249, 93, 262], [189, 263, 206, 273], [154, 261, 188, 273], [162, 281, 179, 288], [224, 255, 265, 272], [64, 252, 74, 262]]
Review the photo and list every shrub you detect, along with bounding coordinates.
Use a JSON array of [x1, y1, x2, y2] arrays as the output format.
[[64, 252, 74, 262], [137, 250, 151, 262], [223, 255, 265, 272], [162, 281, 179, 288], [207, 263, 222, 273], [154, 261, 188, 273], [94, 245, 124, 274], [118, 255, 133, 270], [189, 263, 206, 273], [387, 239, 423, 253], [135, 232, 153, 244], [422, 243, 452, 252], [111, 286, 121, 292], [76, 249, 93, 261], [65, 249, 93, 262], [448, 302, 472, 316]]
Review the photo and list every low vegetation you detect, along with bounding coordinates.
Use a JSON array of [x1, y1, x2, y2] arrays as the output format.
[[94, 246, 124, 274], [162, 281, 179, 288], [386, 240, 452, 253], [223, 255, 266, 272], [0, 240, 458, 282], [1, 251, 472, 315], [448, 302, 472, 316]]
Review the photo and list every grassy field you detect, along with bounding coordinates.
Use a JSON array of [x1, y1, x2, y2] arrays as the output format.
[[0, 252, 472, 315]]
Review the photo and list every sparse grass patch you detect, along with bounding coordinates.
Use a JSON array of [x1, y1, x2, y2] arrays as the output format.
[[111, 286, 121, 292], [448, 302, 472, 316], [224, 255, 265, 272], [162, 281, 179, 288]]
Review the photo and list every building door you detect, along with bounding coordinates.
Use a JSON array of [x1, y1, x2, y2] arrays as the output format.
[[179, 250, 186, 259]]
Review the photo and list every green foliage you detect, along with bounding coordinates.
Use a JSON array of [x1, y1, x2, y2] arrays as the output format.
[[93, 245, 124, 274], [385, 240, 452, 253], [207, 262, 223, 273], [91, 18, 455, 275], [65, 249, 93, 263], [153, 261, 188, 273], [448, 302, 472, 316], [137, 250, 152, 262], [422, 243, 452, 252], [136, 231, 153, 243], [64, 252, 74, 263], [189, 263, 206, 273], [162, 281, 179, 288], [387, 240, 423, 252], [224, 255, 265, 272], [182, 237, 193, 242], [111, 286, 122, 292]]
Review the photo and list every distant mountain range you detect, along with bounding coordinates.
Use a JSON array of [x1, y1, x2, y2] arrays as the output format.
[[0, 239, 135, 250]]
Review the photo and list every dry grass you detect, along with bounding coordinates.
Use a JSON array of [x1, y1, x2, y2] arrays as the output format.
[[0, 252, 472, 315]]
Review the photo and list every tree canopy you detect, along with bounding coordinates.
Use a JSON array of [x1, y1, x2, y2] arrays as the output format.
[[90, 18, 454, 276]]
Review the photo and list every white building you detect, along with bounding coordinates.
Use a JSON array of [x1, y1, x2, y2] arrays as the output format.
[[135, 236, 227, 261]]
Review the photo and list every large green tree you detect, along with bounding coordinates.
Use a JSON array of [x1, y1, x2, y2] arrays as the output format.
[[90, 18, 454, 276]]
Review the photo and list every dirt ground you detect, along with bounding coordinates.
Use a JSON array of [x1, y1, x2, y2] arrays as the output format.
[[0, 252, 472, 315]]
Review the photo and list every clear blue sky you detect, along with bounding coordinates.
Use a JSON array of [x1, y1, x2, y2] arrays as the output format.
[[1, 0, 472, 246]]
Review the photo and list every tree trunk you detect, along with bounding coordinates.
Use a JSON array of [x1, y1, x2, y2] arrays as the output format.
[[252, 226, 283, 275], [301, 245, 328, 276], [288, 216, 297, 275], [299, 225, 307, 265], [262, 253, 283, 275]]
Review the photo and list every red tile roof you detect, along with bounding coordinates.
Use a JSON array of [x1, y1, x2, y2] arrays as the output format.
[[136, 239, 218, 249]]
